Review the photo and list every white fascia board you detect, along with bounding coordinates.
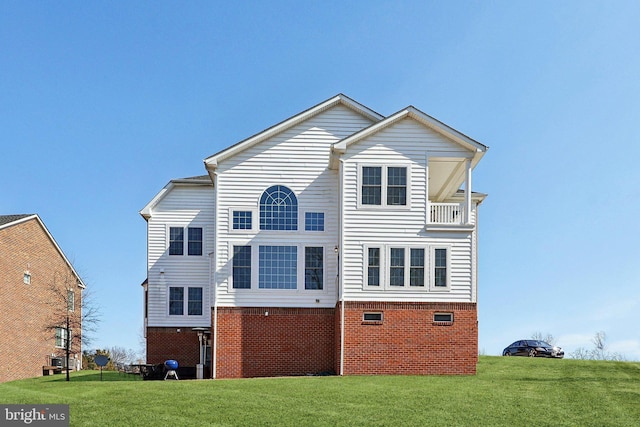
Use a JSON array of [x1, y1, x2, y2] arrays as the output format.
[[0, 214, 38, 231], [139, 178, 213, 220], [334, 106, 488, 162], [139, 182, 174, 221], [203, 94, 384, 170]]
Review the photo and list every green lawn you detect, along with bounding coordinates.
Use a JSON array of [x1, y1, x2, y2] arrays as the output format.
[[1, 356, 639, 426]]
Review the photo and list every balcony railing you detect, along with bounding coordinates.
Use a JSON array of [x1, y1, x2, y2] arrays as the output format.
[[429, 203, 465, 225]]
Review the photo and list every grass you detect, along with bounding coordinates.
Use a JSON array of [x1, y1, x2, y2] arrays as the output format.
[[1, 356, 639, 426]]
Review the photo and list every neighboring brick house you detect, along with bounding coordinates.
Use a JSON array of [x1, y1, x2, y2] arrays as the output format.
[[141, 94, 488, 378], [0, 214, 84, 382]]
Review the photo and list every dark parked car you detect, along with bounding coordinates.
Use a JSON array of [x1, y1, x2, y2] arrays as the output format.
[[502, 340, 564, 358]]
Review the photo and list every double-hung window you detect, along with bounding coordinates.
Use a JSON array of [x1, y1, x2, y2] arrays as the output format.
[[169, 286, 204, 315], [304, 247, 323, 290], [55, 327, 68, 348], [188, 287, 203, 315], [169, 287, 184, 315], [389, 247, 426, 287], [169, 227, 184, 255], [360, 165, 408, 207], [169, 226, 203, 256], [232, 245, 252, 289], [366, 247, 381, 287], [430, 247, 451, 290]]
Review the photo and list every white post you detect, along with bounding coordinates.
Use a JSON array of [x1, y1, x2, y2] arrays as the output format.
[[425, 155, 430, 224], [465, 159, 472, 224]]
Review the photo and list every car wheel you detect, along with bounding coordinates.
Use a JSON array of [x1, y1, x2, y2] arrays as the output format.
[[528, 349, 536, 357], [504, 351, 510, 356]]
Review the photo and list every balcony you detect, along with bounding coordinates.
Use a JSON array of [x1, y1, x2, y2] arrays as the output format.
[[429, 203, 474, 227]]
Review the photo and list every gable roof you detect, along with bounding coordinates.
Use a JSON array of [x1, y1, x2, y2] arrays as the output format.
[[203, 93, 384, 172], [139, 175, 213, 220], [0, 214, 86, 288], [332, 105, 488, 167], [0, 214, 32, 227]]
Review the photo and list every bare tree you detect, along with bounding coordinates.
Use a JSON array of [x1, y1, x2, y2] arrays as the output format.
[[109, 346, 138, 368], [43, 269, 101, 381], [531, 332, 556, 346], [570, 331, 625, 361]]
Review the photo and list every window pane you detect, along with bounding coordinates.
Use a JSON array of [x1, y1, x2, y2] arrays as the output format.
[[389, 248, 405, 286], [169, 287, 184, 315], [387, 167, 407, 205], [169, 227, 184, 255], [259, 185, 298, 230], [305, 212, 325, 231], [434, 248, 447, 287], [188, 227, 203, 256], [367, 247, 380, 286], [188, 287, 203, 315], [410, 248, 425, 287], [259, 246, 297, 289], [232, 246, 252, 289], [305, 247, 323, 290], [55, 328, 65, 348], [233, 211, 252, 230], [67, 291, 75, 311], [362, 167, 382, 205]]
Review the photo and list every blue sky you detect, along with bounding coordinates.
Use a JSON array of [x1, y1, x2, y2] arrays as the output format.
[[2, 1, 639, 360]]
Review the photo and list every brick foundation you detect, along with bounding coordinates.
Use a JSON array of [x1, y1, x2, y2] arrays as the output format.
[[215, 307, 335, 378], [147, 302, 478, 378], [146, 327, 202, 367], [339, 301, 478, 375]]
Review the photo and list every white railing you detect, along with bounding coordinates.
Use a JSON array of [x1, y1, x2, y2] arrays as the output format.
[[429, 203, 464, 225]]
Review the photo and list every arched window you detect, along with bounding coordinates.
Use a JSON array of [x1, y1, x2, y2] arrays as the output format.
[[259, 185, 298, 230]]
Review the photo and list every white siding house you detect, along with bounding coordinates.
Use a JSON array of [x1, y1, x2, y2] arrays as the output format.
[[140, 94, 488, 378]]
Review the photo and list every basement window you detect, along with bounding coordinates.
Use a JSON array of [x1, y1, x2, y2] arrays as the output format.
[[433, 313, 453, 324], [363, 312, 383, 323]]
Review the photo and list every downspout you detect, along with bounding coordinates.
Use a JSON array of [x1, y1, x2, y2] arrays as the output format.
[[211, 251, 217, 379], [211, 171, 218, 379], [339, 159, 345, 376]]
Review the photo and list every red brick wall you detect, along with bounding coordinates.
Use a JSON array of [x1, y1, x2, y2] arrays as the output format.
[[216, 307, 335, 378], [340, 301, 478, 375], [146, 327, 201, 367], [0, 218, 82, 383]]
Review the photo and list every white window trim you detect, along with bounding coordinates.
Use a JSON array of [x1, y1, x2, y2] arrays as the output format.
[[229, 207, 257, 233], [167, 285, 205, 317], [301, 210, 326, 232], [357, 163, 412, 210], [363, 244, 384, 290], [362, 244, 452, 292], [387, 246, 429, 289], [166, 225, 206, 257], [228, 242, 327, 293], [55, 327, 68, 348], [429, 245, 452, 292]]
